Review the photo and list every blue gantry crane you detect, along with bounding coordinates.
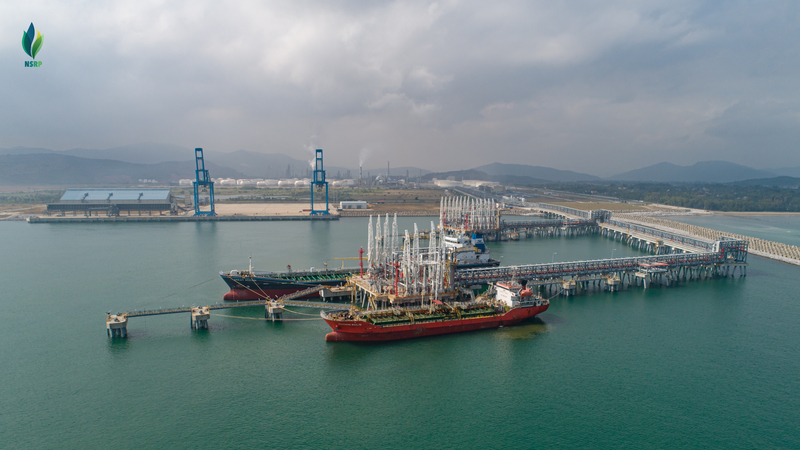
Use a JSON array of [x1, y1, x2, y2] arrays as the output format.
[[310, 149, 329, 215], [193, 148, 216, 216]]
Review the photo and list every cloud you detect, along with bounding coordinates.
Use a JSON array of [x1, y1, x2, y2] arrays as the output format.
[[3, 0, 800, 174]]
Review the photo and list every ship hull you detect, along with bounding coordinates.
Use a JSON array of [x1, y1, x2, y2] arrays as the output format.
[[221, 274, 352, 301], [323, 303, 548, 342]]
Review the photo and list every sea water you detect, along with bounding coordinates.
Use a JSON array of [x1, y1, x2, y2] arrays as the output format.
[[1, 217, 798, 449]]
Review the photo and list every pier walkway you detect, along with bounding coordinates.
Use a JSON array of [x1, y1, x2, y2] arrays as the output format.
[[531, 203, 608, 222], [501, 219, 596, 229], [599, 219, 716, 254], [125, 298, 342, 318], [106, 285, 347, 337], [453, 242, 747, 289]]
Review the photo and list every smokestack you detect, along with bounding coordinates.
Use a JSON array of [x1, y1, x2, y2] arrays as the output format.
[[388, 161, 390, 180], [360, 166, 363, 187]]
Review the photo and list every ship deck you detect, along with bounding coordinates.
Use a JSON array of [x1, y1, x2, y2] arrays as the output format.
[[349, 275, 461, 306]]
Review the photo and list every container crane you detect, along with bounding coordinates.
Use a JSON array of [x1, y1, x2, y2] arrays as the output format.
[[310, 149, 329, 215], [193, 147, 216, 216]]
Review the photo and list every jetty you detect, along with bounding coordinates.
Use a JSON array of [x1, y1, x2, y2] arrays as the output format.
[[106, 285, 345, 337], [107, 198, 756, 337]]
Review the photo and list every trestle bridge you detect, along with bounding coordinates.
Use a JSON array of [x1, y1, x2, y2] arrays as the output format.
[[453, 241, 747, 294], [106, 285, 344, 337]]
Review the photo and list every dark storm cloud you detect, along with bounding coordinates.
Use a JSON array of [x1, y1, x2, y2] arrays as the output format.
[[3, 0, 799, 174]]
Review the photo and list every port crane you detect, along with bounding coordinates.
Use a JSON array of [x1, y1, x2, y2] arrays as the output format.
[[310, 149, 329, 215], [193, 147, 216, 216]]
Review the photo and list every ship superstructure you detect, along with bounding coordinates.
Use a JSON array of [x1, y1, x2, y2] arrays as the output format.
[[443, 232, 499, 268]]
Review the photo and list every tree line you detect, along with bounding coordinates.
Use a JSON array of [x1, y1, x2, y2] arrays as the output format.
[[547, 183, 800, 212]]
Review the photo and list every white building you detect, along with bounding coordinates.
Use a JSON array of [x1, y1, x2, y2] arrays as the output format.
[[433, 179, 462, 188], [339, 201, 369, 210], [462, 180, 500, 188]]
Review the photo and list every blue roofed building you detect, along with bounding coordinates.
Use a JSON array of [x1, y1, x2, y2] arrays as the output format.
[[47, 189, 178, 216]]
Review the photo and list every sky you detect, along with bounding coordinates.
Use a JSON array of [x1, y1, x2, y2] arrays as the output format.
[[4, 0, 800, 176]]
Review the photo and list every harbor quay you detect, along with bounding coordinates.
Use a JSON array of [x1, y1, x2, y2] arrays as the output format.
[[30, 214, 339, 223]]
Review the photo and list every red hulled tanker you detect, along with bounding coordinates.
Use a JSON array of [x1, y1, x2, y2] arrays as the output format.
[[322, 281, 548, 342]]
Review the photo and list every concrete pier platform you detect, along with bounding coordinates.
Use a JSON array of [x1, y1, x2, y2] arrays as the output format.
[[191, 306, 210, 329], [106, 314, 128, 338]]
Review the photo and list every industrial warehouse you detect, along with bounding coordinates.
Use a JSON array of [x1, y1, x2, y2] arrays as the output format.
[[46, 188, 178, 216]]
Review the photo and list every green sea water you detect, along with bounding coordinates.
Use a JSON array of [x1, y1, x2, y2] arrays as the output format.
[[1, 218, 798, 449], [672, 214, 800, 247]]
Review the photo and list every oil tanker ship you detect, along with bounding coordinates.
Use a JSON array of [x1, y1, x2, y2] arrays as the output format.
[[221, 230, 496, 301], [220, 260, 359, 301], [321, 281, 548, 342]]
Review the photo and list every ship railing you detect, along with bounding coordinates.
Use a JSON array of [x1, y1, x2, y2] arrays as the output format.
[[246, 267, 360, 277]]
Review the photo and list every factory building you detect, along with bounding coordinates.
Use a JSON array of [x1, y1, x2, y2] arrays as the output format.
[[339, 201, 369, 210], [46, 189, 178, 216]]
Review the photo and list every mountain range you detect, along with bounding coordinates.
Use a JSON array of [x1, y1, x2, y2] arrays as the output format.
[[608, 161, 781, 183], [0, 154, 245, 186], [474, 163, 602, 182], [0, 144, 429, 182], [0, 143, 798, 186]]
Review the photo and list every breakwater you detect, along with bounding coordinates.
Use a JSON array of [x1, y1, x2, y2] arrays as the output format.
[[616, 213, 800, 266]]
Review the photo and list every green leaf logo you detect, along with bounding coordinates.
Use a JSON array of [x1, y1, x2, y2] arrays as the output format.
[[21, 23, 43, 60]]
